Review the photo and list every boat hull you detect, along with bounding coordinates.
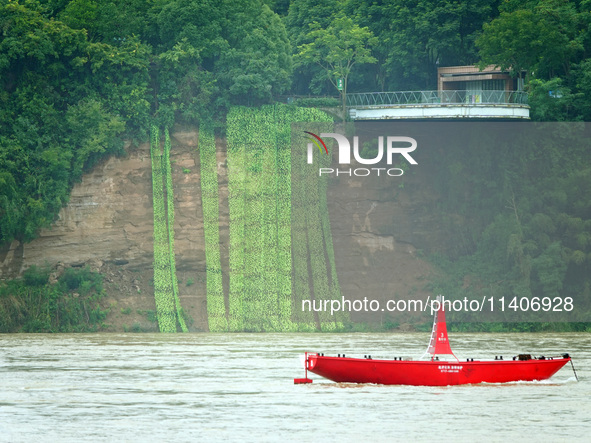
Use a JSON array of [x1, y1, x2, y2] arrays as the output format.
[[306, 354, 571, 386]]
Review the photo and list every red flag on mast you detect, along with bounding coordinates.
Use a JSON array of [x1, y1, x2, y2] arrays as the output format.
[[424, 296, 457, 360]]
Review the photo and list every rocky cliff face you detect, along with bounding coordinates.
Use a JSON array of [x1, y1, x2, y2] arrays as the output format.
[[0, 128, 212, 330], [2, 143, 157, 274], [0, 126, 444, 330], [327, 165, 443, 325]]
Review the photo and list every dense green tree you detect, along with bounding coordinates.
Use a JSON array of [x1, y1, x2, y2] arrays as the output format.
[[476, 9, 542, 80], [477, 1, 584, 80], [285, 0, 341, 94], [285, 0, 340, 47], [295, 14, 377, 119], [0, 1, 148, 243], [571, 58, 591, 120], [476, 0, 591, 120], [57, 0, 153, 42], [527, 78, 580, 121], [347, 0, 497, 90], [157, 0, 292, 110], [215, 1, 292, 103]]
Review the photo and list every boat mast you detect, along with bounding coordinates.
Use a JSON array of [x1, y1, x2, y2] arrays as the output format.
[[421, 295, 458, 361]]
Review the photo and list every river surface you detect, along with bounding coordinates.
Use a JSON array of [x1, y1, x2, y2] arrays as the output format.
[[0, 332, 589, 442]]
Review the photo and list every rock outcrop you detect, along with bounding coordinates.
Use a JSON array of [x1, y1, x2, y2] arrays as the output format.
[[1, 129, 206, 274]]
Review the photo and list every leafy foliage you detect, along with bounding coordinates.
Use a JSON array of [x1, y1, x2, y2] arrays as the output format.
[[295, 14, 377, 119], [155, 0, 292, 114], [477, 0, 584, 79], [476, 0, 591, 120], [288, 0, 497, 93], [0, 266, 109, 332]]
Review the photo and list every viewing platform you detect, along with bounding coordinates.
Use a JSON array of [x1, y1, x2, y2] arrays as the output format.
[[347, 90, 530, 120]]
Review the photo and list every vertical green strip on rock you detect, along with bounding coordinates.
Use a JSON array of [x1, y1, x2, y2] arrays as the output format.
[[259, 105, 282, 331], [226, 107, 246, 331], [274, 105, 296, 331], [290, 112, 314, 327], [151, 126, 176, 332], [150, 126, 186, 332], [291, 110, 344, 330], [163, 129, 188, 332], [223, 105, 343, 331], [241, 107, 263, 331], [199, 125, 227, 331]]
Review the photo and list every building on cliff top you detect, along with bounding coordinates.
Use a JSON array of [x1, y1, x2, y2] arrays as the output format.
[[348, 65, 529, 120]]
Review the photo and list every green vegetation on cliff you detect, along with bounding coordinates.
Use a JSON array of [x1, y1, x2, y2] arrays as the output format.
[[150, 126, 187, 332], [223, 104, 343, 331], [0, 265, 108, 332], [198, 124, 226, 331], [0, 0, 291, 245]]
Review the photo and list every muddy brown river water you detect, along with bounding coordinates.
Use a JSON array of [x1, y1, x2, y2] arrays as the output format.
[[0, 332, 589, 442]]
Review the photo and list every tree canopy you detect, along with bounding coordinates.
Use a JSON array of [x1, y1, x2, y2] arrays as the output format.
[[295, 14, 377, 119]]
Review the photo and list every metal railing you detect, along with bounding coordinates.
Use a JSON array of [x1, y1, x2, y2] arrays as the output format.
[[347, 90, 528, 107]]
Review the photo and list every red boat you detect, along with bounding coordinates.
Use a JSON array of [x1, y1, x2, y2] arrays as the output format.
[[296, 299, 574, 386]]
